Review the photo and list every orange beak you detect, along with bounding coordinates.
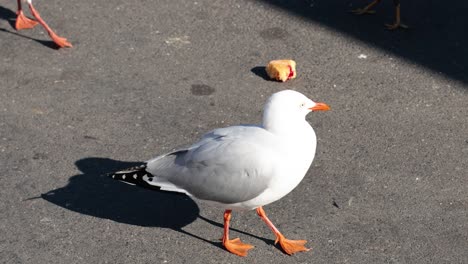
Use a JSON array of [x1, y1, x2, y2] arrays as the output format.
[[309, 102, 331, 111]]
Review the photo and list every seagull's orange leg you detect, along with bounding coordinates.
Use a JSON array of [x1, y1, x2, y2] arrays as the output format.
[[385, 0, 408, 30], [256, 206, 310, 255], [222, 210, 254, 257], [26, 0, 72, 48], [350, 0, 381, 15], [15, 0, 38, 30]]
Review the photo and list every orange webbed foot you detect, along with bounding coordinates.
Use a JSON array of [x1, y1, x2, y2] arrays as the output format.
[[350, 8, 376, 15], [15, 10, 38, 30], [223, 238, 254, 257], [48, 32, 72, 48], [276, 233, 310, 255], [385, 22, 408, 30]]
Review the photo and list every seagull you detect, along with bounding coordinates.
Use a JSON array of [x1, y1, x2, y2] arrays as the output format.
[[109, 90, 330, 256], [14, 0, 72, 48], [351, 0, 407, 30]]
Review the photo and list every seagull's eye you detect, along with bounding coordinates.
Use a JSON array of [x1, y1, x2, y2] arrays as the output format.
[[300, 103, 305, 107]]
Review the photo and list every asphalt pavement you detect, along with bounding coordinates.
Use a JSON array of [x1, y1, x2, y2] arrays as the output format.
[[1, 0, 467, 263]]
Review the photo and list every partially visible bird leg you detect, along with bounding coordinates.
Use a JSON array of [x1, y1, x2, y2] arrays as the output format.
[[26, 0, 72, 48], [222, 210, 254, 257], [350, 0, 381, 15], [15, 0, 38, 30], [256, 207, 310, 255], [385, 0, 408, 29]]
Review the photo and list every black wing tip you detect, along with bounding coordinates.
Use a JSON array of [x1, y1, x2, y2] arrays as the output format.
[[109, 164, 164, 191], [107, 163, 146, 177], [115, 163, 147, 173], [108, 163, 186, 195]]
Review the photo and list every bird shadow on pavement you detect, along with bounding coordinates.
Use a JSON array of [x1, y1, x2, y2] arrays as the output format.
[[41, 157, 273, 251], [0, 5, 60, 49], [256, 0, 468, 87], [0, 5, 16, 28]]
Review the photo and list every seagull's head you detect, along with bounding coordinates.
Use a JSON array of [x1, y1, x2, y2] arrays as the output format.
[[263, 90, 330, 132], [265, 89, 330, 117]]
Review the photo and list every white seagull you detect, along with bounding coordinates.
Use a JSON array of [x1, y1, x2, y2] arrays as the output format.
[[14, 0, 72, 48], [110, 90, 330, 256]]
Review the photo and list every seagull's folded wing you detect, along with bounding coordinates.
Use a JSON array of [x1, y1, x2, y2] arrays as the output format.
[[146, 126, 280, 204]]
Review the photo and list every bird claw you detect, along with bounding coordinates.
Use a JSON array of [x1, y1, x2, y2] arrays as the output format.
[[385, 22, 408, 30], [15, 10, 38, 30], [350, 8, 376, 15], [223, 238, 254, 257], [276, 233, 310, 255], [48, 32, 73, 48]]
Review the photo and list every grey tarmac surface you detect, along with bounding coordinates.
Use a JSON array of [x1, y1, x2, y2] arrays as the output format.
[[1, 0, 467, 263]]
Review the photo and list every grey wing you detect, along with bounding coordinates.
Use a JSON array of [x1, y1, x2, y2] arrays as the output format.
[[147, 126, 278, 204]]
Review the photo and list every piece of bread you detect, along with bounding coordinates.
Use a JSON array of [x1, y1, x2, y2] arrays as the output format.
[[266, 60, 297, 82]]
